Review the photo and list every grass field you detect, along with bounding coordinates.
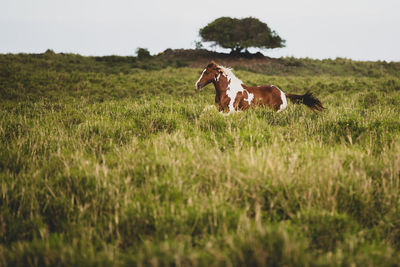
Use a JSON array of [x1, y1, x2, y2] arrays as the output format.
[[1, 52, 400, 266]]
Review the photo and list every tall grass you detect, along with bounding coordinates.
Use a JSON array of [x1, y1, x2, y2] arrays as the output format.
[[1, 53, 400, 266]]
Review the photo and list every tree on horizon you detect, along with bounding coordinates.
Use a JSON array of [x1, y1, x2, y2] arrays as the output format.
[[199, 17, 285, 54]]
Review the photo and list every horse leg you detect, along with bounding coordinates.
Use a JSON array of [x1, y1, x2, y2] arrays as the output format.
[[233, 97, 241, 111], [215, 94, 220, 105], [235, 92, 250, 111], [218, 96, 231, 112]]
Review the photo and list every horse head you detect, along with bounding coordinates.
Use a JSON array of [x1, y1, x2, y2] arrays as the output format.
[[195, 61, 222, 90]]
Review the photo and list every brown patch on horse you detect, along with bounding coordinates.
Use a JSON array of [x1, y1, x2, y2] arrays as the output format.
[[242, 85, 283, 111]]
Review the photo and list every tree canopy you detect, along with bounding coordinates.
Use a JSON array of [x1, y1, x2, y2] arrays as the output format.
[[199, 17, 285, 54]]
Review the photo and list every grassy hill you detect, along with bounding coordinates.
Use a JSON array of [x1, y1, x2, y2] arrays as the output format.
[[1, 51, 400, 266]]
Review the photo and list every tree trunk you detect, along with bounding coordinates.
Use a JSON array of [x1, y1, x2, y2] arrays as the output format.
[[230, 46, 243, 55]]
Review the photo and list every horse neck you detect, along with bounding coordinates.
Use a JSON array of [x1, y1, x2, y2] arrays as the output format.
[[213, 75, 230, 96]]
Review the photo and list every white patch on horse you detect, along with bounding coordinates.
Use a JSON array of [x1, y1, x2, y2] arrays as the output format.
[[244, 91, 254, 105], [274, 86, 287, 112], [215, 73, 221, 81], [218, 66, 245, 112], [195, 69, 206, 88]]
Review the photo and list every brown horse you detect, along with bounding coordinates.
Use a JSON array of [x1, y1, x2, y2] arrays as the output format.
[[195, 61, 324, 113]]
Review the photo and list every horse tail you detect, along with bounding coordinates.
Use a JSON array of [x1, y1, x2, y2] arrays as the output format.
[[285, 92, 324, 111]]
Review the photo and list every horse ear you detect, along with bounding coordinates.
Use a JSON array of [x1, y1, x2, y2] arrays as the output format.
[[207, 61, 216, 68]]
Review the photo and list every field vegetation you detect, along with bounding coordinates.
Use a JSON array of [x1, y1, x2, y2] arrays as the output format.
[[1, 51, 400, 266]]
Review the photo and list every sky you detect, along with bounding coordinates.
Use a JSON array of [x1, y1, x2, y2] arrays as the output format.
[[1, 0, 400, 61]]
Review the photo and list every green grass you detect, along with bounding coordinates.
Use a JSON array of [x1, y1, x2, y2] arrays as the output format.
[[1, 53, 400, 266]]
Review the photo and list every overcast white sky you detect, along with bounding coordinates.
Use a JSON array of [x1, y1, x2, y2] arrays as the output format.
[[1, 0, 399, 61]]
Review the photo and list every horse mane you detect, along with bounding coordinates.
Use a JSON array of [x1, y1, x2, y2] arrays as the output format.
[[217, 65, 243, 84]]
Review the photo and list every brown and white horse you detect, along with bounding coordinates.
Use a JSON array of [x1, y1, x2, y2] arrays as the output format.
[[195, 61, 324, 113]]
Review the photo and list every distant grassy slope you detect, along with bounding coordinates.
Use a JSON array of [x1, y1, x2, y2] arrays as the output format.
[[1, 51, 400, 266], [2, 49, 400, 77], [160, 49, 400, 76]]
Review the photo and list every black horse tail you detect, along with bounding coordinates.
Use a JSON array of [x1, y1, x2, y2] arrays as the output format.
[[285, 92, 325, 111]]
